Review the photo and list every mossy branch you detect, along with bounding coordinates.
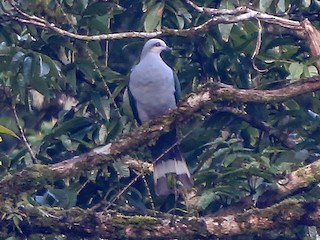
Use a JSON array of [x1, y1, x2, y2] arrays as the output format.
[[1, 77, 320, 202], [1, 198, 318, 239]]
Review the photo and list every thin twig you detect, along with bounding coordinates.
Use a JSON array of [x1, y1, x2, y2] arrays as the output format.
[[185, 0, 248, 15], [138, 168, 156, 212], [105, 129, 193, 210], [11, 103, 37, 164], [105, 18, 111, 67], [1, 0, 303, 43], [184, 0, 302, 29], [251, 18, 268, 73], [86, 46, 123, 120]]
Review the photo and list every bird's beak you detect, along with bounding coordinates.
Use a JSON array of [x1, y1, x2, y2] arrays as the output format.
[[164, 46, 172, 52]]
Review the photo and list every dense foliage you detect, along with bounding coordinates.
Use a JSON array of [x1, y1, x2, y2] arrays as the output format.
[[1, 0, 320, 238]]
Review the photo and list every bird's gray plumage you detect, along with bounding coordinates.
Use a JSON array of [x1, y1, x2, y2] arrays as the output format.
[[128, 38, 193, 196]]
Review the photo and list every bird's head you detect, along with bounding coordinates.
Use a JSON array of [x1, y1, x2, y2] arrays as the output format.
[[141, 38, 171, 58]]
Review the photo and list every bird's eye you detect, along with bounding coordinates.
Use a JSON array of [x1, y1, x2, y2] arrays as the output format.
[[154, 42, 161, 47]]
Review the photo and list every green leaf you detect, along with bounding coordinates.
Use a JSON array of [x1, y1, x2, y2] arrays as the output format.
[[144, 1, 164, 32], [91, 94, 110, 120], [96, 124, 107, 145], [41, 54, 62, 78], [277, 0, 286, 13], [259, 0, 273, 12], [51, 117, 93, 137], [212, 147, 230, 158], [0, 125, 19, 139], [13, 215, 23, 234], [30, 75, 49, 97], [203, 137, 227, 148], [65, 66, 77, 91], [15, 73, 27, 101], [0, 42, 10, 54], [38, 55, 50, 77], [218, 0, 234, 42], [59, 134, 78, 151], [197, 191, 217, 209], [303, 65, 318, 77], [11, 51, 25, 64], [122, 88, 134, 119], [287, 62, 303, 79], [83, 2, 125, 16], [167, 0, 192, 29], [219, 24, 234, 42], [125, 187, 146, 212], [202, 37, 215, 57], [76, 60, 96, 79], [303, 0, 311, 7], [221, 153, 237, 167], [113, 161, 130, 178], [28, 55, 49, 96]]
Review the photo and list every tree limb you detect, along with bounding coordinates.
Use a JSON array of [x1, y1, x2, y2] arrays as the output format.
[[302, 19, 320, 71], [4, 198, 319, 239], [257, 158, 320, 207], [1, 76, 320, 201], [217, 107, 296, 148], [1, 1, 304, 42], [184, 0, 302, 30]]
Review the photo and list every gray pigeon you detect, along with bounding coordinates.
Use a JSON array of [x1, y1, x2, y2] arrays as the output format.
[[128, 38, 193, 196]]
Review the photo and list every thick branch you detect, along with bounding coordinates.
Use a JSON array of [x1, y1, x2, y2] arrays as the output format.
[[257, 157, 320, 207], [1, 77, 320, 200], [6, 198, 320, 239], [302, 19, 320, 71]]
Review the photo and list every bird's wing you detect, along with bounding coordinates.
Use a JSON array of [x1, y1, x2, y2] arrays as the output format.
[[173, 71, 181, 104], [127, 83, 141, 125]]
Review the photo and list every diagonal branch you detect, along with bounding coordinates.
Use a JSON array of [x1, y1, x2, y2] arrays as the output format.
[[257, 157, 320, 207], [217, 107, 296, 148], [1, 76, 320, 201], [302, 19, 320, 71], [11, 103, 37, 164]]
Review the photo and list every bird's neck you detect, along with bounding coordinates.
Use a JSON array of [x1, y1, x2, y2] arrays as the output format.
[[141, 52, 162, 62]]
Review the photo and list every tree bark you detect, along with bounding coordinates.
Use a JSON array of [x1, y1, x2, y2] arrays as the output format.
[[1, 198, 318, 239], [302, 19, 320, 71], [1, 76, 320, 201]]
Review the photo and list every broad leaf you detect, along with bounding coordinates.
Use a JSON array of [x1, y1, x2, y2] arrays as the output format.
[[0, 125, 19, 139]]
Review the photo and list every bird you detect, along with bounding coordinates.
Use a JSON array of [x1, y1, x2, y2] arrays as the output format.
[[128, 38, 193, 196]]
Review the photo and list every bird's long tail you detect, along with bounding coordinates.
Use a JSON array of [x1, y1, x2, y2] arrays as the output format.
[[151, 129, 193, 196]]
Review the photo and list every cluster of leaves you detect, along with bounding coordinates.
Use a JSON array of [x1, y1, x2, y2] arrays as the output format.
[[1, 0, 320, 238]]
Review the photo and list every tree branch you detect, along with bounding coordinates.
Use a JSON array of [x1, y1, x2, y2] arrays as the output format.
[[302, 19, 320, 71], [1, 76, 320, 200], [257, 157, 320, 207], [217, 107, 296, 148], [184, 0, 302, 30], [11, 103, 37, 164], [4, 198, 319, 239], [1, 1, 304, 42]]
